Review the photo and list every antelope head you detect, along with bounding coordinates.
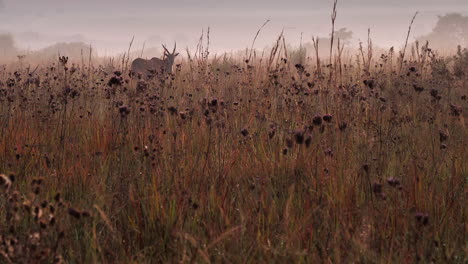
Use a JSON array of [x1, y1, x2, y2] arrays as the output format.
[[161, 43, 179, 73]]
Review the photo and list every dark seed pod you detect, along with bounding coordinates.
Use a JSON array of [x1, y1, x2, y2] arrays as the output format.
[[413, 84, 424, 92], [294, 130, 305, 144], [363, 79, 375, 89], [268, 127, 276, 139], [81, 211, 91, 217], [305, 135, 312, 148], [49, 217, 56, 226], [415, 212, 429, 226], [339, 122, 347, 131], [312, 115, 322, 126], [372, 183, 383, 194], [8, 174, 15, 182], [40, 221, 47, 229], [241, 128, 249, 137], [323, 114, 332, 122], [68, 208, 81, 219], [362, 164, 370, 173], [387, 177, 400, 187], [439, 130, 448, 142]]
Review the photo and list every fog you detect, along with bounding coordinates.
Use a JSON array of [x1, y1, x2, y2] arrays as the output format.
[[0, 0, 467, 55]]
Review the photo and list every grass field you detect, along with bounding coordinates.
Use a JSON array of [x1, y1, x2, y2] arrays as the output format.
[[0, 36, 466, 263]]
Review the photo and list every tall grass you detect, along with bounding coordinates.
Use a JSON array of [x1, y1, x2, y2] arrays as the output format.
[[0, 34, 466, 263]]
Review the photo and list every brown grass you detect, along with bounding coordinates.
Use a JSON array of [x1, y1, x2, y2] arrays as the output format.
[[0, 36, 466, 263]]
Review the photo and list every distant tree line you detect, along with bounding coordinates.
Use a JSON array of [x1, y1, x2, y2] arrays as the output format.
[[0, 13, 466, 64], [417, 13, 468, 50]]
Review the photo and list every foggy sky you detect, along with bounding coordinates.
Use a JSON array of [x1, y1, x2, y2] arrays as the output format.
[[0, 0, 467, 55]]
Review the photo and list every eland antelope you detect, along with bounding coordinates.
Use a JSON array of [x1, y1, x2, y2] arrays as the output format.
[[131, 43, 179, 75]]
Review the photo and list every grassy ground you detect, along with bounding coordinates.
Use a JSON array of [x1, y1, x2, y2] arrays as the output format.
[[0, 44, 466, 263]]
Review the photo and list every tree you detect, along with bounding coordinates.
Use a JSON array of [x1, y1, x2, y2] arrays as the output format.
[[31, 42, 95, 61], [332, 28, 353, 44], [417, 13, 468, 50], [0, 34, 18, 61]]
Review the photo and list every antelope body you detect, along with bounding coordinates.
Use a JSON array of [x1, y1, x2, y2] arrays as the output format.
[[131, 43, 179, 75]]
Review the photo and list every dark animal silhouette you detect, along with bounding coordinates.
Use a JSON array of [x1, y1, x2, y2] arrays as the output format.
[[131, 43, 179, 74]]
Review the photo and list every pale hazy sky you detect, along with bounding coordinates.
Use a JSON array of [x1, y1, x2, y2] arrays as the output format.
[[0, 0, 467, 54]]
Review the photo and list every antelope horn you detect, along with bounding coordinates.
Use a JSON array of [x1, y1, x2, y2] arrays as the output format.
[[173, 42, 177, 54], [162, 44, 170, 54]]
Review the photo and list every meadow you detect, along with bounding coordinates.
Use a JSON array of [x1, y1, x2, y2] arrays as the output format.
[[0, 34, 466, 263]]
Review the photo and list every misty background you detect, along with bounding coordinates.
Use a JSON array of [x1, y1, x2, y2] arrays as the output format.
[[0, 0, 467, 61]]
